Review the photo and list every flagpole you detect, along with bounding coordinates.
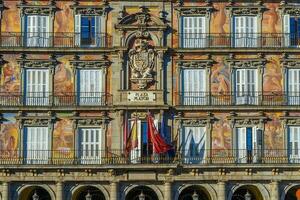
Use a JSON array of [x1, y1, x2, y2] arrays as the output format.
[[146, 111, 149, 161]]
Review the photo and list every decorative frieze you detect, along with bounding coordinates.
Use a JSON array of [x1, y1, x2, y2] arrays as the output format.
[[226, 57, 267, 69], [70, 55, 110, 69], [17, 54, 58, 70], [279, 4, 300, 16], [17, 1, 57, 16], [226, 5, 265, 16], [177, 113, 216, 127], [16, 113, 56, 127], [175, 6, 214, 16], [71, 5, 109, 16], [281, 54, 300, 69], [280, 112, 300, 125], [227, 112, 268, 127], [176, 59, 214, 69]]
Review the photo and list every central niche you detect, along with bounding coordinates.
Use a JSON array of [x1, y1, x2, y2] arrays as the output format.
[[127, 35, 157, 90]]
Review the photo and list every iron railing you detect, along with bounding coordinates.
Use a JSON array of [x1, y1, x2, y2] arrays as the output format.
[[178, 33, 300, 48], [0, 32, 112, 48], [0, 149, 297, 165], [176, 91, 300, 106], [0, 92, 112, 107]]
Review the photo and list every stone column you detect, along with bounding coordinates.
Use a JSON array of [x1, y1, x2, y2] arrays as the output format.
[[218, 181, 226, 200], [164, 181, 172, 200], [271, 181, 279, 200], [110, 181, 118, 200], [2, 182, 8, 200], [56, 182, 63, 200]]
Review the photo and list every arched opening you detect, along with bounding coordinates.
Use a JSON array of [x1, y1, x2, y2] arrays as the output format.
[[232, 185, 263, 200], [178, 185, 211, 200], [284, 185, 300, 200], [19, 186, 51, 200], [125, 186, 159, 200], [72, 186, 106, 200]]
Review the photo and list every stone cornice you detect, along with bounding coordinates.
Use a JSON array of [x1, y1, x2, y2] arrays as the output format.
[[71, 116, 110, 126], [279, 4, 300, 16], [70, 55, 110, 69], [227, 112, 268, 126], [225, 55, 267, 69], [176, 59, 214, 69], [226, 5, 265, 16], [175, 6, 214, 16], [280, 112, 300, 125], [17, 1, 58, 16], [17, 54, 58, 69], [175, 112, 216, 126], [70, 5, 109, 16], [281, 54, 300, 68], [16, 112, 56, 127]]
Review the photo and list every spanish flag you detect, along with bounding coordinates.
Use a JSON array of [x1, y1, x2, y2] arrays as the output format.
[[125, 118, 139, 152]]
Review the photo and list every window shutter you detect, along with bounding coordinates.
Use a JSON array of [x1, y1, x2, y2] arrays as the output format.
[[95, 16, 102, 47], [182, 16, 206, 48], [288, 69, 300, 105], [237, 127, 247, 163], [75, 14, 81, 46], [284, 14, 290, 46], [26, 15, 39, 46], [39, 16, 50, 47]]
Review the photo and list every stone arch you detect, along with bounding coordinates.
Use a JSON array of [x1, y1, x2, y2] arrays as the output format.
[[280, 183, 300, 200], [124, 31, 160, 47], [174, 184, 218, 200], [70, 184, 109, 200], [15, 184, 55, 200], [123, 184, 164, 200], [228, 183, 270, 200]]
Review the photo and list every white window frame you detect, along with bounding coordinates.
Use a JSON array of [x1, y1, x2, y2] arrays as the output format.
[[78, 69, 104, 105], [288, 126, 300, 163], [181, 126, 206, 164], [26, 15, 50, 47], [287, 68, 300, 105], [233, 16, 258, 47], [75, 15, 104, 47], [234, 68, 258, 105], [181, 68, 207, 105], [236, 126, 262, 164], [25, 69, 50, 106], [78, 127, 103, 164], [181, 16, 207, 48], [24, 126, 50, 164]]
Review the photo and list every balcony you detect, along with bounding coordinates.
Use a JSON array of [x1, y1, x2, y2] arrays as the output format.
[[0, 92, 113, 108], [0, 149, 296, 165], [175, 91, 300, 107], [177, 33, 300, 49], [0, 32, 112, 49]]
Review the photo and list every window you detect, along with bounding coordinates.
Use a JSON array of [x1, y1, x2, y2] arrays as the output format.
[[78, 69, 104, 105], [128, 119, 158, 163], [284, 15, 300, 47], [25, 69, 50, 106], [78, 128, 103, 164], [24, 127, 50, 164], [287, 69, 300, 105], [236, 127, 262, 163], [181, 16, 206, 48], [181, 68, 206, 105], [26, 15, 50, 47], [235, 69, 258, 105], [75, 15, 103, 47], [233, 16, 258, 47], [288, 126, 300, 163], [181, 126, 206, 164]]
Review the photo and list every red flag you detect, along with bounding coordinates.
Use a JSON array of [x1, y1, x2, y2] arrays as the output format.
[[147, 113, 173, 154]]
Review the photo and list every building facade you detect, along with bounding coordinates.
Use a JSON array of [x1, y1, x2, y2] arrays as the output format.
[[0, 0, 299, 199]]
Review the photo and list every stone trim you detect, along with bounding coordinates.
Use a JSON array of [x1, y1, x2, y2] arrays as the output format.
[[226, 4, 265, 16], [225, 54, 267, 69], [17, 1, 58, 16], [17, 54, 58, 70], [280, 112, 300, 125], [70, 55, 110, 69], [70, 3, 109, 16], [279, 2, 300, 16], [175, 6, 214, 16], [16, 112, 56, 127], [281, 54, 300, 69], [176, 59, 214, 69], [227, 112, 268, 127], [70, 112, 110, 128]]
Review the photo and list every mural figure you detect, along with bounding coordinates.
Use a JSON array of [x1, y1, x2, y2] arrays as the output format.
[[128, 38, 156, 89]]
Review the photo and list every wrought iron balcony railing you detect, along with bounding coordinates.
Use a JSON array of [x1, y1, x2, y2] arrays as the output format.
[[0, 32, 112, 48], [0, 149, 297, 165], [176, 91, 300, 106], [0, 92, 112, 107], [178, 33, 300, 48]]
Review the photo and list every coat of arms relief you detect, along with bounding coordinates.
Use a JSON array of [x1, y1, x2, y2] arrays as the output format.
[[128, 39, 156, 89]]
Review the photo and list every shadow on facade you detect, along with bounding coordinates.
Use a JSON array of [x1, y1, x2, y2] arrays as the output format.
[[178, 185, 211, 200], [19, 186, 51, 200], [232, 185, 263, 200], [125, 185, 159, 200], [72, 186, 106, 200]]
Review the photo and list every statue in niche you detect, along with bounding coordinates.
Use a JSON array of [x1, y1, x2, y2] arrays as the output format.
[[128, 38, 156, 89]]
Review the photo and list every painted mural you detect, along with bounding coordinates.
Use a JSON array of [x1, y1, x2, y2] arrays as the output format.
[[1, 55, 20, 93], [0, 113, 18, 157], [54, 56, 74, 94], [211, 56, 230, 94], [212, 113, 231, 153], [264, 113, 283, 151], [263, 55, 283, 93]]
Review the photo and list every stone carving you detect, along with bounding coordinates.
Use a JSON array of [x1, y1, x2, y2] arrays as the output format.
[[226, 6, 265, 16], [279, 6, 300, 16], [128, 39, 156, 89], [226, 58, 266, 69], [175, 6, 213, 16], [177, 59, 214, 69]]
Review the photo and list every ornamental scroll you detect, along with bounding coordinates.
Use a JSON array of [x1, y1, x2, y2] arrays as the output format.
[[128, 39, 156, 89]]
